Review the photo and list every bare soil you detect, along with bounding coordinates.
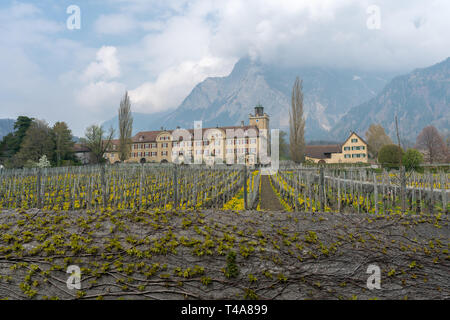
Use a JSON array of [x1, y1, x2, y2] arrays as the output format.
[[0, 208, 448, 300], [259, 175, 284, 211]]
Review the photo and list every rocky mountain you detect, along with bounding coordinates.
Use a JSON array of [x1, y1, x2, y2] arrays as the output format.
[[102, 110, 173, 137], [104, 58, 395, 140], [0, 119, 14, 140], [331, 57, 450, 141], [159, 58, 395, 140]]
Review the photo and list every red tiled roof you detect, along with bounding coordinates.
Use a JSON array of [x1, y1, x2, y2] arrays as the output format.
[[133, 131, 167, 143], [73, 143, 90, 153]]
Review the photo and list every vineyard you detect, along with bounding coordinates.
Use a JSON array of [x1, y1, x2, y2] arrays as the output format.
[[271, 166, 449, 215], [0, 164, 259, 212], [0, 164, 448, 214], [0, 164, 449, 300]]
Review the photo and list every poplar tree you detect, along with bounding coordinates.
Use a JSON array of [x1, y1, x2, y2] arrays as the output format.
[[289, 77, 306, 163]]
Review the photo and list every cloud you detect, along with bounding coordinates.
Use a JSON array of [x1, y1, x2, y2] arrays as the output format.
[[95, 14, 138, 35], [1, 0, 450, 136], [76, 81, 126, 110], [82, 46, 121, 81], [75, 46, 126, 115], [107, 0, 450, 116], [129, 56, 235, 113]]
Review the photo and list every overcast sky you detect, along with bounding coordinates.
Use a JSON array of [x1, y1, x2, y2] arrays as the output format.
[[0, 0, 449, 136]]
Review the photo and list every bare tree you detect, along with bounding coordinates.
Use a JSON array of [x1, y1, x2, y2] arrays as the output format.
[[289, 77, 305, 163], [118, 91, 133, 162], [395, 115, 403, 150], [365, 124, 393, 159], [415, 126, 447, 164], [80, 125, 115, 164]]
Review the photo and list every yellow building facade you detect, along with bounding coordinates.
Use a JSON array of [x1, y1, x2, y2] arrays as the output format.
[[305, 132, 368, 164], [105, 106, 270, 165]]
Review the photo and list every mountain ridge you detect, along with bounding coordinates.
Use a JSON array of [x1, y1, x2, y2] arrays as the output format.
[[0, 119, 14, 140], [131, 58, 396, 140], [331, 57, 450, 141]]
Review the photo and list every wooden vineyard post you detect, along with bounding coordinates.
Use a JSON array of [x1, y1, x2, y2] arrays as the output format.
[[193, 169, 198, 208], [441, 173, 447, 214], [337, 170, 341, 213], [294, 172, 299, 211], [303, 171, 307, 211], [36, 168, 42, 209], [373, 172, 378, 215], [173, 165, 178, 209], [319, 165, 324, 212], [101, 165, 106, 207], [400, 166, 406, 214], [243, 165, 248, 210], [429, 172, 434, 214], [139, 164, 144, 209]]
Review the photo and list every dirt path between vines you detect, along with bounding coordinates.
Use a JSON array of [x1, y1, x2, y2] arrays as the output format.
[[259, 175, 284, 211]]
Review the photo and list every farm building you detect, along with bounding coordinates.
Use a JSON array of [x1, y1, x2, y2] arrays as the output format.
[[305, 132, 368, 164]]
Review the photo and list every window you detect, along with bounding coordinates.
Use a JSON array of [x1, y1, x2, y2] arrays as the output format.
[[250, 138, 257, 144], [227, 139, 233, 145], [196, 150, 202, 155], [173, 142, 178, 147], [161, 151, 168, 156], [250, 148, 256, 154], [351, 138, 358, 143], [162, 143, 168, 148], [227, 149, 233, 154], [344, 146, 350, 151]]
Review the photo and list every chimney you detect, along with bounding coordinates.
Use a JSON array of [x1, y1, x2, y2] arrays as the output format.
[[241, 121, 245, 127], [161, 126, 164, 131], [176, 126, 180, 129]]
